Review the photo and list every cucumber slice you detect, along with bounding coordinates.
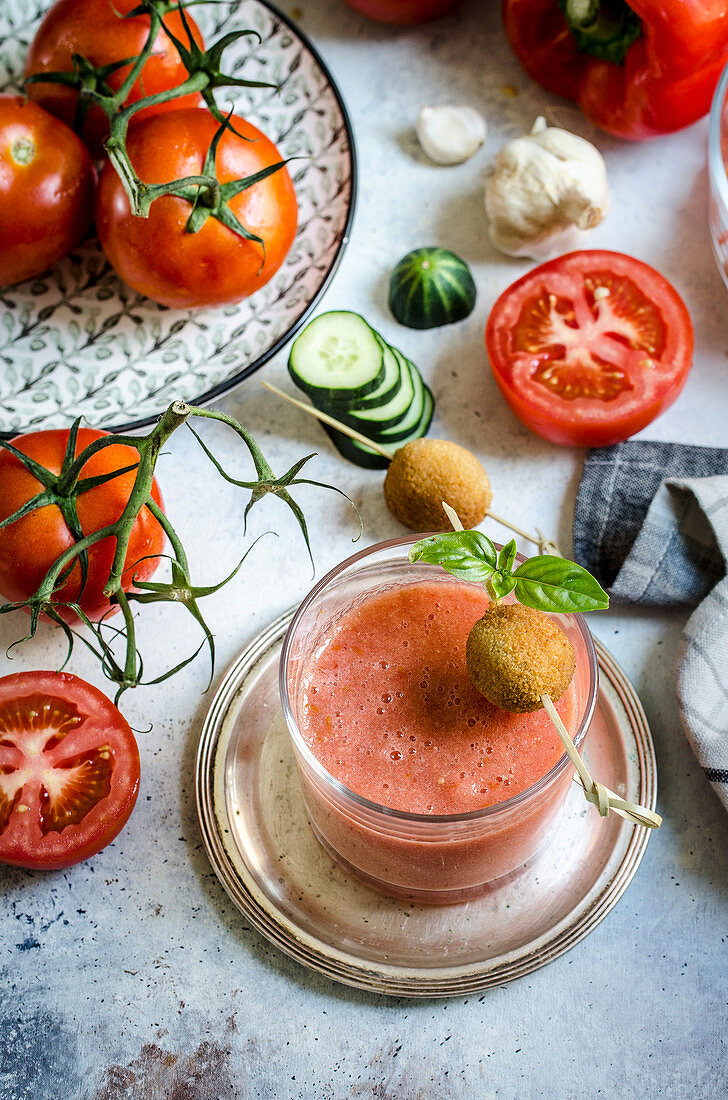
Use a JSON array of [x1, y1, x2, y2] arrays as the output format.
[[288, 309, 436, 467], [288, 312, 384, 402], [322, 382, 434, 467], [328, 346, 415, 432], [321, 423, 391, 469], [382, 385, 434, 446], [373, 362, 430, 442], [328, 337, 403, 410]]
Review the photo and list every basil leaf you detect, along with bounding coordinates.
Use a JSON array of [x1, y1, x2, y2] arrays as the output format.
[[409, 531, 497, 583], [513, 555, 610, 613], [497, 539, 517, 575], [489, 572, 517, 601]]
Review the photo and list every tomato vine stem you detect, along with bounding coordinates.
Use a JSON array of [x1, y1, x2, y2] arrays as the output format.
[[24, 0, 286, 241], [0, 402, 354, 703]]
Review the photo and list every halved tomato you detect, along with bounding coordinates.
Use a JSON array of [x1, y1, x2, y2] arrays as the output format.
[[0, 671, 140, 870], [485, 251, 694, 447]]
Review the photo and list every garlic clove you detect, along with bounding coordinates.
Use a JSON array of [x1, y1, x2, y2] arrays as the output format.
[[484, 118, 610, 260], [416, 105, 487, 166]]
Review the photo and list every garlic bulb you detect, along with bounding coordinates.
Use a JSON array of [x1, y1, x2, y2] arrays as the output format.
[[417, 105, 487, 166], [485, 117, 610, 260]]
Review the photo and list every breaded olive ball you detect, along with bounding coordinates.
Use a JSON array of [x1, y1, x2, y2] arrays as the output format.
[[383, 438, 492, 532], [466, 603, 575, 713]]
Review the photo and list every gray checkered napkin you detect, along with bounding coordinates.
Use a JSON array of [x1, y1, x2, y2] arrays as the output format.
[[574, 440, 728, 811]]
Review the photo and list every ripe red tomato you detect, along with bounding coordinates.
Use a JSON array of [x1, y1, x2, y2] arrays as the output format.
[[343, 0, 463, 22], [0, 427, 165, 621], [0, 95, 95, 286], [0, 670, 140, 870], [25, 0, 204, 156], [95, 109, 298, 309], [485, 251, 694, 448]]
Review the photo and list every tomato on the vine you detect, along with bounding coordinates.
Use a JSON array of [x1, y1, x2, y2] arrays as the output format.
[[25, 0, 204, 156], [485, 251, 694, 447], [0, 671, 140, 870], [95, 109, 298, 309], [0, 427, 165, 620], [0, 95, 95, 287]]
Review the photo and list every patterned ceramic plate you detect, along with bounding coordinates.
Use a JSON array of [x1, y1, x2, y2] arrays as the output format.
[[195, 611, 658, 997], [0, 0, 356, 436]]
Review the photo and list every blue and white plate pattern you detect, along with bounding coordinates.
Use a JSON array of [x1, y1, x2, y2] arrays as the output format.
[[0, 0, 356, 435]]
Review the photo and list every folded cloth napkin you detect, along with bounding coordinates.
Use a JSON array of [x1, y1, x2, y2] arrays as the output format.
[[574, 440, 728, 812]]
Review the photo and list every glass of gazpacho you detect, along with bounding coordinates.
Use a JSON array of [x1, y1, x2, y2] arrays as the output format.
[[280, 535, 598, 904]]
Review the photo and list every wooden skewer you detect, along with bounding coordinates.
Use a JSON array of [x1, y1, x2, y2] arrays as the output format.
[[484, 510, 559, 554], [442, 502, 464, 531], [260, 382, 558, 553], [443, 500, 660, 829], [259, 381, 394, 460], [541, 694, 662, 829]]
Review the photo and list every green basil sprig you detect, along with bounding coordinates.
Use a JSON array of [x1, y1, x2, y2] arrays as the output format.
[[409, 532, 609, 614]]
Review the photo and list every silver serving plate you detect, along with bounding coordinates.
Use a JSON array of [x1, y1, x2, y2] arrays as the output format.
[[195, 611, 657, 997]]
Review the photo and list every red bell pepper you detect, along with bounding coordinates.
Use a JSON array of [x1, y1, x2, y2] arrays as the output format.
[[502, 0, 728, 140]]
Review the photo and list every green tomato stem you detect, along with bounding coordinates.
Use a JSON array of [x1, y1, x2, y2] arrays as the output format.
[[54, 434, 142, 498], [1, 387, 338, 699], [36, 525, 117, 603], [114, 587, 139, 691], [103, 402, 192, 596], [25, 0, 284, 242], [107, 6, 163, 111], [145, 497, 190, 574], [11, 138, 35, 166], [104, 70, 232, 221], [190, 407, 269, 479]]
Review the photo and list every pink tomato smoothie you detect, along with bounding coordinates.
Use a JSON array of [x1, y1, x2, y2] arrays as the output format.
[[300, 580, 575, 815]]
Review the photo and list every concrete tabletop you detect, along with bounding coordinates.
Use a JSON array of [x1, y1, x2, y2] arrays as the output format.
[[3, 1, 727, 1097]]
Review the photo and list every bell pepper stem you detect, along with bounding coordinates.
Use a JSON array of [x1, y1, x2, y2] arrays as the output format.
[[561, 0, 642, 64], [564, 0, 598, 27]]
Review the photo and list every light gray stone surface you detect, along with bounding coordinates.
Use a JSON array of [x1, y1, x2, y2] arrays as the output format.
[[2, 1, 727, 1097]]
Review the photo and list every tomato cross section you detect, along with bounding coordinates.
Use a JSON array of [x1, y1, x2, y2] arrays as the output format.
[[0, 672, 140, 870], [486, 251, 693, 447]]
